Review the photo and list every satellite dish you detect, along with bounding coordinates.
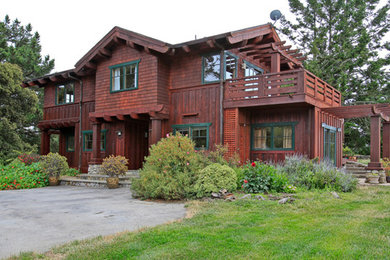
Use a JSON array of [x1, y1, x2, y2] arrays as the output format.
[[270, 10, 282, 23]]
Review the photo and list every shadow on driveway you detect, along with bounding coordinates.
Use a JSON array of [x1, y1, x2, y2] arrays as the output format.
[[0, 186, 186, 259]]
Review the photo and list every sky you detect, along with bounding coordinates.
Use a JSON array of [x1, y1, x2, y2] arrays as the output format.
[[1, 0, 296, 72], [1, 0, 388, 73]]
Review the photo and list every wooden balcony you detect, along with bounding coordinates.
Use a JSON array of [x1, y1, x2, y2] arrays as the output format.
[[224, 69, 341, 108], [43, 103, 80, 120]]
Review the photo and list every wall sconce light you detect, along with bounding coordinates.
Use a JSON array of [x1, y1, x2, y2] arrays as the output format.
[[117, 131, 122, 136]]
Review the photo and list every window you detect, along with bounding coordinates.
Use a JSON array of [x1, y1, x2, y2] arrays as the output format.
[[172, 123, 211, 150], [110, 60, 140, 92], [323, 124, 337, 165], [82, 130, 107, 151], [66, 134, 75, 152], [224, 52, 237, 80], [56, 82, 74, 105], [202, 52, 239, 84], [202, 54, 221, 83], [252, 122, 296, 150]]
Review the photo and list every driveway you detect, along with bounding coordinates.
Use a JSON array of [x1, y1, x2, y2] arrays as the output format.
[[0, 186, 186, 259]]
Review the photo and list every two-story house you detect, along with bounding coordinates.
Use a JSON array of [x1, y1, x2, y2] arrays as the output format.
[[23, 24, 390, 173]]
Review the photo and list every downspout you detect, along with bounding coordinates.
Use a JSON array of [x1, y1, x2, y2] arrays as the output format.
[[68, 73, 83, 171], [219, 48, 225, 145]]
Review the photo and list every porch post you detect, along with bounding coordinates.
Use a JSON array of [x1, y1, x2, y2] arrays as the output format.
[[271, 53, 280, 73], [40, 129, 50, 155], [383, 122, 390, 159], [90, 122, 102, 164], [367, 115, 383, 170], [150, 118, 162, 145]]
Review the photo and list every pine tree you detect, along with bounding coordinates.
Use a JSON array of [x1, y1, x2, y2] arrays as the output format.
[[279, 0, 390, 154]]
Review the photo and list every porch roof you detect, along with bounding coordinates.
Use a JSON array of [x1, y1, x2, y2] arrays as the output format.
[[89, 105, 169, 122], [38, 117, 79, 130], [322, 104, 390, 121]]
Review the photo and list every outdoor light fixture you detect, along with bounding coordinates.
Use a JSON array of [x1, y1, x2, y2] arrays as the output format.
[[117, 131, 122, 136]]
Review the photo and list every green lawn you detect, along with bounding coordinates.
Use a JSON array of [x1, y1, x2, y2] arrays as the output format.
[[15, 186, 390, 259]]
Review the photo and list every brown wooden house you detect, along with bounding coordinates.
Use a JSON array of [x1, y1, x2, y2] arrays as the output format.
[[23, 24, 390, 172]]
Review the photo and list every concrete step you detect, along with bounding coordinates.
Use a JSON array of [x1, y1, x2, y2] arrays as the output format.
[[77, 174, 136, 181], [60, 176, 132, 188], [346, 169, 368, 173]]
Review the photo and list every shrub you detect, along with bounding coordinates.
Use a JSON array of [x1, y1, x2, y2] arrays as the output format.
[[278, 155, 358, 192], [101, 155, 128, 177], [200, 144, 240, 168], [63, 168, 81, 177], [193, 163, 237, 198], [132, 133, 205, 200], [233, 166, 245, 190], [17, 153, 41, 165], [0, 160, 48, 190], [40, 152, 69, 177], [242, 161, 290, 193]]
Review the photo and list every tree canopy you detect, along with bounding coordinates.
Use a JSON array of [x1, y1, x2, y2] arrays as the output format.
[[0, 63, 38, 164], [280, 0, 390, 154], [0, 15, 55, 162]]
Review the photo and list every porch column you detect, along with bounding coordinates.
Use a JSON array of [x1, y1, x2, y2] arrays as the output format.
[[74, 123, 81, 170], [271, 53, 281, 73], [40, 129, 50, 155], [90, 122, 102, 164], [383, 122, 390, 159], [150, 118, 162, 145], [367, 115, 383, 170]]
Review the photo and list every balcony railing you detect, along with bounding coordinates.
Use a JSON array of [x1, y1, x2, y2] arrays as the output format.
[[224, 69, 341, 107], [43, 103, 79, 120]]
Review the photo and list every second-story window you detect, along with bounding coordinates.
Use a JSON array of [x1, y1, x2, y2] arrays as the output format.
[[202, 52, 238, 83], [56, 82, 74, 105], [109, 60, 140, 92], [202, 54, 221, 83]]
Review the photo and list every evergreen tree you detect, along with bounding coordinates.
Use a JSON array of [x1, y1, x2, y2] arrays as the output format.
[[280, 0, 390, 154], [0, 63, 38, 164], [0, 15, 55, 157]]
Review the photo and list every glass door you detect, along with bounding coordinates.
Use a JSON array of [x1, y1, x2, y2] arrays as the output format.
[[324, 128, 336, 165]]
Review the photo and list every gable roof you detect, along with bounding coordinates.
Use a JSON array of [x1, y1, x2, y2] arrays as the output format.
[[22, 23, 306, 87]]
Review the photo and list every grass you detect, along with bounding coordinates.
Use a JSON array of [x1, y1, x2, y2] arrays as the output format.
[[12, 186, 390, 259]]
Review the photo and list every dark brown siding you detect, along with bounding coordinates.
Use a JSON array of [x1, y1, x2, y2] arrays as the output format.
[[95, 45, 159, 112]]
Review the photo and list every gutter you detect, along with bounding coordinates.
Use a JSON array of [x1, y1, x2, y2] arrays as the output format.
[[68, 73, 83, 171]]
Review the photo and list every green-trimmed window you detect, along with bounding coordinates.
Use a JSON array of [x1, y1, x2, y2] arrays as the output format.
[[110, 60, 139, 92], [202, 52, 239, 83], [66, 134, 75, 152], [82, 130, 107, 151], [252, 122, 296, 150], [172, 123, 211, 150], [56, 82, 74, 105], [323, 124, 337, 165], [224, 52, 238, 80], [202, 54, 221, 83]]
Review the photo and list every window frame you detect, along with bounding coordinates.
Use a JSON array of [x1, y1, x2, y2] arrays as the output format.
[[322, 123, 337, 165], [65, 133, 75, 152], [109, 60, 140, 93], [243, 60, 264, 76], [251, 122, 297, 151], [55, 82, 75, 105], [202, 52, 221, 84], [82, 129, 107, 152], [224, 51, 238, 80], [172, 123, 212, 150]]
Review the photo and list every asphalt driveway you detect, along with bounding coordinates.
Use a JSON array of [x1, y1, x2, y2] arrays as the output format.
[[0, 186, 186, 259]]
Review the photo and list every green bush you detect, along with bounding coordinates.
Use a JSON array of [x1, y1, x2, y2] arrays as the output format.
[[200, 144, 240, 168], [242, 161, 290, 193], [101, 155, 128, 177], [62, 168, 81, 177], [40, 152, 69, 177], [194, 163, 237, 198], [233, 166, 245, 190], [0, 160, 48, 190], [278, 155, 358, 192], [132, 133, 205, 200]]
